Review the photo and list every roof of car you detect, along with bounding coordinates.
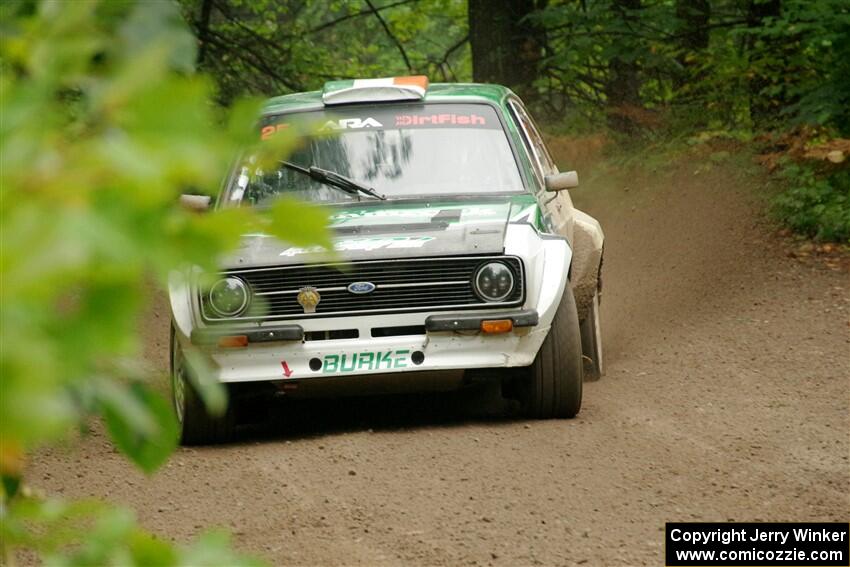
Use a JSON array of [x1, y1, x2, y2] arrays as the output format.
[[261, 82, 515, 115]]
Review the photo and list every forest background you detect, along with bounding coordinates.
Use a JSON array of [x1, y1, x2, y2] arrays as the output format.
[[181, 0, 850, 241], [1, 0, 847, 565]]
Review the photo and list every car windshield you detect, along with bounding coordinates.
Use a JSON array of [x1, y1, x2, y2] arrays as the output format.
[[225, 103, 524, 206]]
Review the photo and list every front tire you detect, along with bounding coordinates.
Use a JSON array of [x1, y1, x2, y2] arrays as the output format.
[[516, 284, 583, 418], [170, 325, 235, 445]]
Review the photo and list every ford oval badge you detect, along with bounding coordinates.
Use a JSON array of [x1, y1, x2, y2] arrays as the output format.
[[347, 281, 376, 295]]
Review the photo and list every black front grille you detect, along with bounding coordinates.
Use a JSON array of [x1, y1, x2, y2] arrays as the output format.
[[200, 256, 524, 322]]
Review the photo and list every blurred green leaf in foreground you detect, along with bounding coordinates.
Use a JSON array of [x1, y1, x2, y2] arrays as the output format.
[[0, 0, 328, 562]]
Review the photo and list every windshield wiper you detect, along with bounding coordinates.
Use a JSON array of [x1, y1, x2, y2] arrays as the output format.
[[281, 161, 385, 201]]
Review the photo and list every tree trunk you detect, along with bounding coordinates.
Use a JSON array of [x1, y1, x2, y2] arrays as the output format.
[[674, 0, 710, 87], [604, 0, 643, 134], [746, 0, 782, 129], [195, 0, 214, 68], [468, 0, 543, 101], [676, 0, 710, 52]]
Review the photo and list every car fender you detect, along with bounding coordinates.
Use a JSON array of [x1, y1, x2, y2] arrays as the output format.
[[169, 269, 195, 340], [504, 223, 572, 333], [569, 209, 604, 319]]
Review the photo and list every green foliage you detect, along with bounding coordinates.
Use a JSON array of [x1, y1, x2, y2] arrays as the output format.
[[784, 15, 850, 133], [2, 497, 264, 566], [523, 0, 850, 240], [98, 381, 180, 474], [176, 0, 849, 139], [0, 0, 328, 562], [773, 165, 850, 242], [525, 0, 850, 136], [179, 0, 469, 104], [742, 0, 850, 132]]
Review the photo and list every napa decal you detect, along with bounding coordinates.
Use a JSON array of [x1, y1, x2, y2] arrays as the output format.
[[279, 236, 434, 257], [322, 350, 410, 374], [261, 117, 383, 139], [319, 117, 383, 131]]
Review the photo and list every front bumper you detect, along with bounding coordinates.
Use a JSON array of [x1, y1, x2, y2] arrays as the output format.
[[171, 223, 574, 385], [425, 309, 539, 331], [191, 309, 540, 344], [183, 309, 549, 384]]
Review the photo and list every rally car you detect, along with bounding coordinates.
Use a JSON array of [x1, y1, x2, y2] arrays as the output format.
[[170, 76, 604, 443]]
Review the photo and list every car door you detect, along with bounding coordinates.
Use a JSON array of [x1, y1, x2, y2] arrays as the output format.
[[507, 99, 576, 243]]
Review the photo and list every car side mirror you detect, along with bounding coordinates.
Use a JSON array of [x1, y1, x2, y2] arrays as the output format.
[[545, 171, 579, 192], [180, 194, 212, 212]]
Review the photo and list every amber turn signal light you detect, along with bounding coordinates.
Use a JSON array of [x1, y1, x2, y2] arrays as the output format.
[[480, 319, 513, 334], [217, 335, 248, 348]]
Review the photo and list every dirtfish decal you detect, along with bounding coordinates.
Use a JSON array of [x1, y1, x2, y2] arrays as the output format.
[[323, 350, 410, 374], [280, 236, 434, 257]]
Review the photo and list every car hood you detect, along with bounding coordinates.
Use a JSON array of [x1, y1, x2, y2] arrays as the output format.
[[223, 198, 534, 268]]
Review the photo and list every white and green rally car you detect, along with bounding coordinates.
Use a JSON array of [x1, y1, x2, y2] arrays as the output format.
[[170, 77, 604, 443]]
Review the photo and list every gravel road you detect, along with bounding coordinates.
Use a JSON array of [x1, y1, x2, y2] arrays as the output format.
[[28, 159, 849, 566]]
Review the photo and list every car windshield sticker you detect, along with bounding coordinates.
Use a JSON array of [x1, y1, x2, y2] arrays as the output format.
[[260, 104, 501, 140], [261, 123, 290, 140], [319, 117, 383, 131], [394, 113, 486, 127]]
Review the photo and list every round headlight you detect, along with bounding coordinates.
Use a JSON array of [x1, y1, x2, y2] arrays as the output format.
[[473, 262, 515, 302], [208, 277, 249, 317]]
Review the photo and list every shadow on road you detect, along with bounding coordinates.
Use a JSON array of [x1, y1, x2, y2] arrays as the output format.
[[236, 382, 522, 443]]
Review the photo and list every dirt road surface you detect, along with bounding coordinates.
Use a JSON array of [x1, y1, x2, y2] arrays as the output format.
[[28, 158, 849, 566]]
